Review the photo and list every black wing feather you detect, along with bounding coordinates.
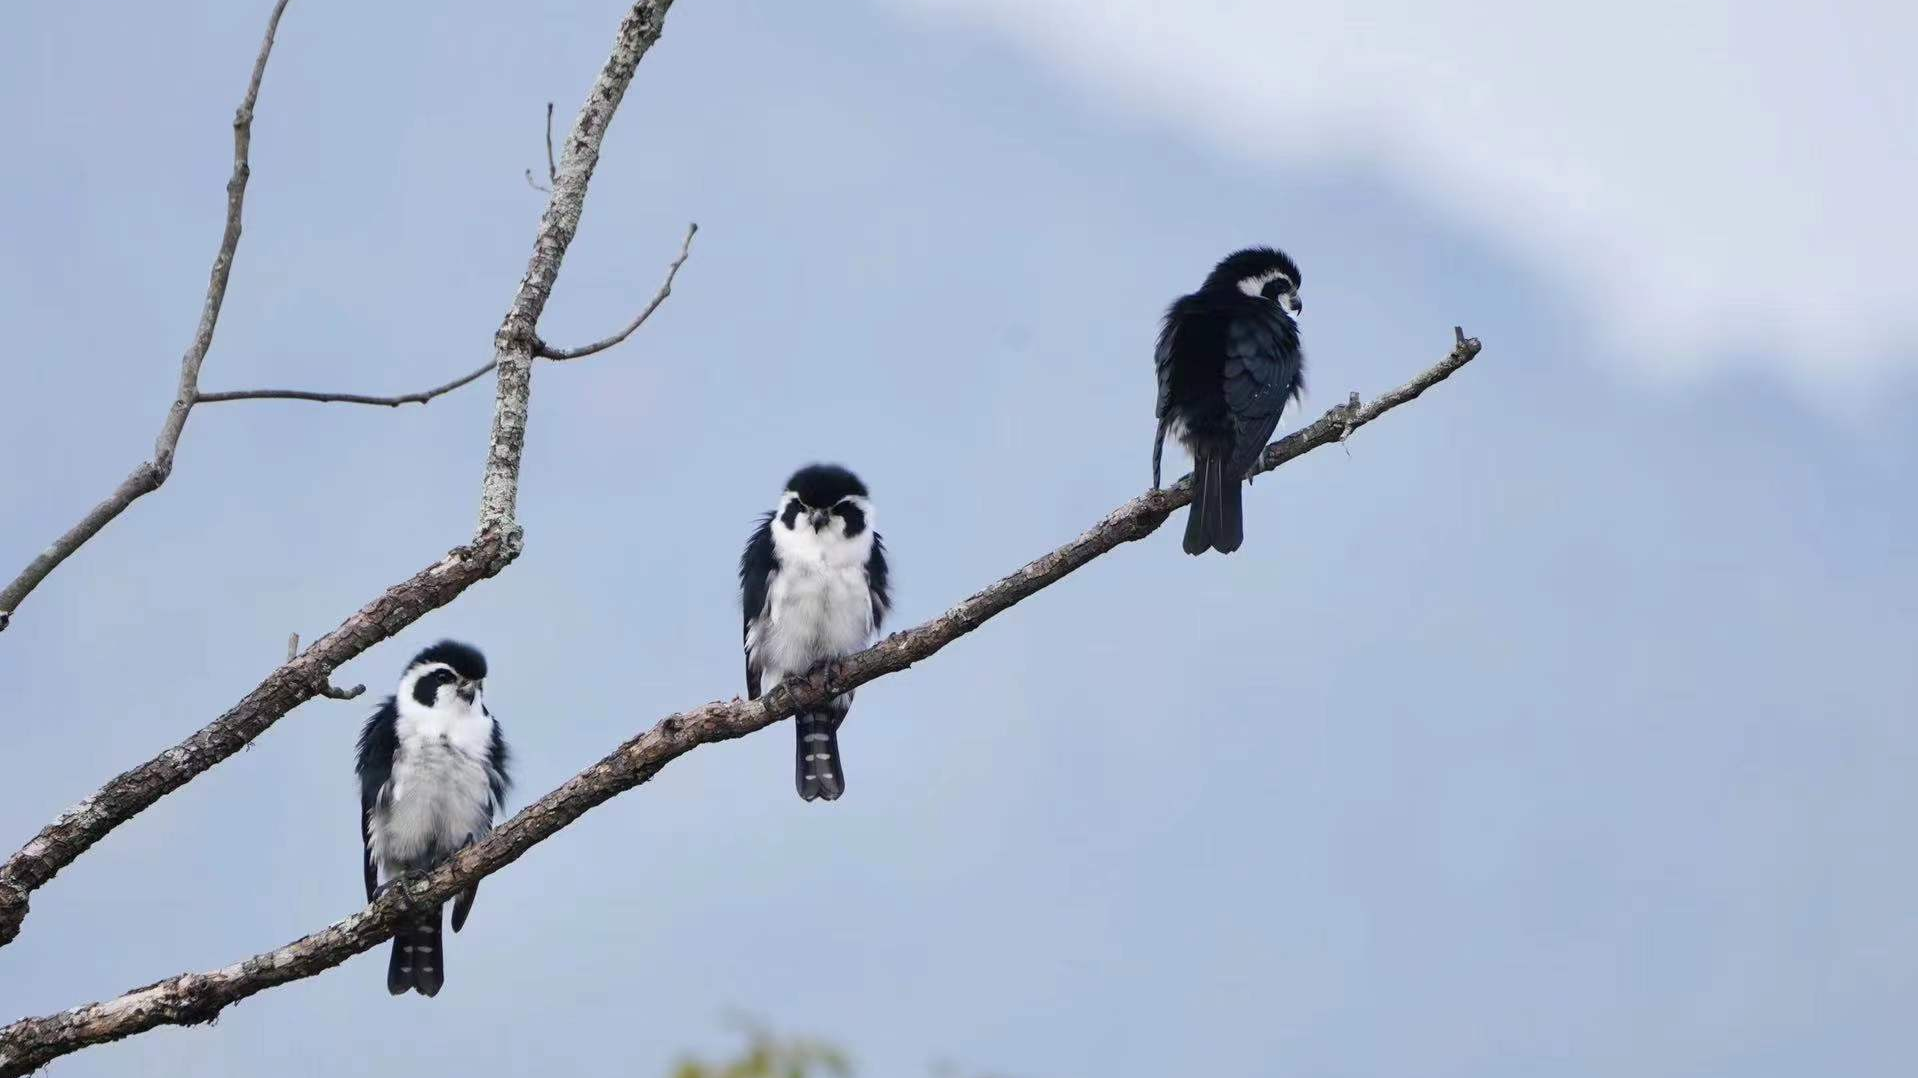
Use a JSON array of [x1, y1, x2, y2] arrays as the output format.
[[740, 512, 777, 700], [1153, 297, 1198, 421], [485, 709, 511, 811], [1221, 303, 1303, 479], [866, 533, 891, 632], [450, 709, 510, 934], [354, 698, 400, 904]]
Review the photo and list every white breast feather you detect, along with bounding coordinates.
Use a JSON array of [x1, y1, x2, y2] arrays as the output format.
[[369, 694, 501, 881], [754, 515, 876, 689]]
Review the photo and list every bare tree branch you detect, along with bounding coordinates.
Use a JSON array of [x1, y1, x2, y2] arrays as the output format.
[[0, 0, 292, 636], [194, 220, 696, 406], [0, 0, 682, 950], [0, 530, 520, 951], [0, 330, 1482, 1075], [537, 222, 696, 360], [480, 2, 676, 533], [194, 360, 496, 407]]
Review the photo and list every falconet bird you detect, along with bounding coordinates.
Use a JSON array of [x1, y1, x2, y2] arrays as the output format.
[[355, 640, 510, 997], [1153, 246, 1305, 555], [740, 464, 891, 802]]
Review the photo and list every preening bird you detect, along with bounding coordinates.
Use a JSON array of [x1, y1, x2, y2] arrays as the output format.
[[740, 464, 891, 802], [1153, 246, 1306, 555], [354, 640, 510, 997]]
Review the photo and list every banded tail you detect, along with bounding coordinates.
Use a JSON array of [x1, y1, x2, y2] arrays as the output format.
[[1182, 451, 1244, 555], [387, 904, 445, 997], [795, 709, 847, 802]]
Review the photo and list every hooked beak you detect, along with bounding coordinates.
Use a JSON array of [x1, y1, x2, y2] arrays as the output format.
[[809, 509, 830, 531], [456, 679, 480, 704], [1285, 294, 1303, 317]]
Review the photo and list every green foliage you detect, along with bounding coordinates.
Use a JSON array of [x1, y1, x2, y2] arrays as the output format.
[[671, 1019, 854, 1078]]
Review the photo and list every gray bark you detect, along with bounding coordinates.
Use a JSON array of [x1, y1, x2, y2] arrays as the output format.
[[478, 2, 677, 534]]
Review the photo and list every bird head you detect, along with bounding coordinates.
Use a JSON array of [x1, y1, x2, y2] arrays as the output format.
[[399, 639, 488, 712], [1203, 246, 1303, 317], [774, 463, 875, 549]]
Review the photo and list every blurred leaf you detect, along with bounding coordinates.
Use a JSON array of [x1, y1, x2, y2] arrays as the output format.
[[674, 1018, 855, 1078]]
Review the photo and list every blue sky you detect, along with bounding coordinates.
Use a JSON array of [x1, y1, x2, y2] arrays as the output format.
[[2, 2, 1914, 1076]]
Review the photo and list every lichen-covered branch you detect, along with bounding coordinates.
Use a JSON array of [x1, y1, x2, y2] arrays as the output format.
[[0, 0, 292, 636], [0, 330, 1482, 1075], [0, 0, 682, 950], [478, 0, 678, 534]]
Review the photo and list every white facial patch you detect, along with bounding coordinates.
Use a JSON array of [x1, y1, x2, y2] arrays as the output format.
[[1236, 269, 1293, 298]]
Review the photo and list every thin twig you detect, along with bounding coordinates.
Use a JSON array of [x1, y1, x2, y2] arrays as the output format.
[[196, 221, 694, 406], [537, 222, 696, 360], [196, 360, 496, 407], [0, 328, 1482, 1073], [545, 101, 558, 184], [523, 102, 557, 193], [0, 0, 292, 635], [286, 631, 365, 699]]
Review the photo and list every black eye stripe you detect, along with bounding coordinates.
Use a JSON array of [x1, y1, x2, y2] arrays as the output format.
[[780, 501, 806, 529], [834, 501, 867, 538], [410, 669, 456, 707]]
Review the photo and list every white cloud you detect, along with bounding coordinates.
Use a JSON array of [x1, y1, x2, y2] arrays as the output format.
[[885, 0, 1918, 395]]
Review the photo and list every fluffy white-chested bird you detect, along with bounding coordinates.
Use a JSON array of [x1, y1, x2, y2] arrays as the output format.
[[355, 640, 510, 996], [739, 464, 891, 801]]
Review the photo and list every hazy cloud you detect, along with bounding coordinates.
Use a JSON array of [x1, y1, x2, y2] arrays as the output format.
[[887, 0, 1918, 397]]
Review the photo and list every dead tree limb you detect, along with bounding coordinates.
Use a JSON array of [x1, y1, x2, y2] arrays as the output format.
[[0, 0, 292, 636], [0, 329, 1482, 1075], [195, 221, 697, 405], [0, 0, 682, 950], [537, 222, 696, 359], [194, 361, 497, 407], [478, 2, 676, 533]]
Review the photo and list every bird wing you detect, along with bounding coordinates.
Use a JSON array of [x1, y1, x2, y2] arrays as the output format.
[[484, 708, 511, 812], [1220, 303, 1304, 480], [865, 533, 891, 634], [451, 838, 480, 932], [353, 700, 400, 904], [1153, 296, 1201, 421], [359, 804, 377, 904], [740, 513, 777, 699], [451, 710, 509, 933]]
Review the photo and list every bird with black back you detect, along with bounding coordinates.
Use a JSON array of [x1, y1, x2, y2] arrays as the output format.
[[1154, 247, 1306, 554]]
